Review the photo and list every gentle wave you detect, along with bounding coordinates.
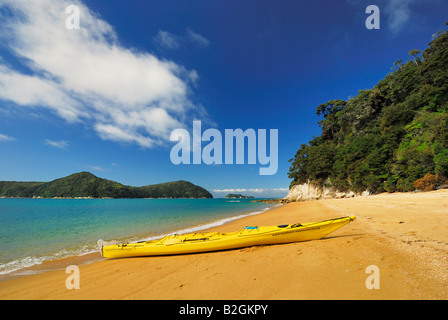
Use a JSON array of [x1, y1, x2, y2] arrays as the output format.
[[0, 206, 276, 275], [140, 206, 273, 241], [0, 246, 96, 275], [0, 256, 47, 275]]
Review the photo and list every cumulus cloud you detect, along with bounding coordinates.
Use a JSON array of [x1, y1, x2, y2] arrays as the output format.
[[0, 0, 206, 148], [0, 65, 83, 122]]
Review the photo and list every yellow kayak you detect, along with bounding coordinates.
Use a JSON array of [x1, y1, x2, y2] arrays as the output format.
[[101, 216, 356, 259]]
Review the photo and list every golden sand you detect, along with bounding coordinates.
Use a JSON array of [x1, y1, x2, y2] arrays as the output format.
[[0, 189, 447, 300]]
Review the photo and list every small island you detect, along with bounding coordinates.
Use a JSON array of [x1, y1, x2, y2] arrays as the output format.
[[225, 193, 254, 199]]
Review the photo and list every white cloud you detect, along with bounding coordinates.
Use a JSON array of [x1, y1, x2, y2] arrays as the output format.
[[384, 0, 432, 36], [154, 28, 210, 50], [186, 28, 210, 47], [0, 0, 206, 148], [347, 0, 425, 36], [0, 133, 15, 142], [385, 0, 414, 35], [86, 165, 105, 172], [44, 139, 69, 149], [154, 30, 180, 49], [95, 123, 155, 148], [0, 65, 83, 122]]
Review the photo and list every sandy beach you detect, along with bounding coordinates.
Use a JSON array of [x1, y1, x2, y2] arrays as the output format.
[[0, 189, 447, 300]]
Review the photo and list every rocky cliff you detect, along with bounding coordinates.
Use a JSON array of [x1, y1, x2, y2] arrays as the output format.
[[284, 181, 369, 202]]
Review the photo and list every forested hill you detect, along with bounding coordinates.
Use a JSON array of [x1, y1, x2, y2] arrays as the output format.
[[0, 172, 213, 198], [288, 25, 448, 194]]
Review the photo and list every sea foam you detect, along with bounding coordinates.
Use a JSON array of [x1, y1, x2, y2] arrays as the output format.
[[0, 204, 277, 276]]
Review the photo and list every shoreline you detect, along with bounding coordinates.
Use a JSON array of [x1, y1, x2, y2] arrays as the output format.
[[0, 202, 281, 282], [1, 190, 447, 299], [0, 197, 215, 199]]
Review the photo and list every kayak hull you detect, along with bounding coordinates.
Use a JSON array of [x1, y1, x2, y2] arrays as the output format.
[[101, 216, 356, 259]]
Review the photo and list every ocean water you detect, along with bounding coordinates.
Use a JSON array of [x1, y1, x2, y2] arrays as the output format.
[[0, 198, 276, 275]]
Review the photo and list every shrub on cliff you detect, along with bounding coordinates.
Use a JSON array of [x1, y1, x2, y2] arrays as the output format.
[[413, 173, 447, 191]]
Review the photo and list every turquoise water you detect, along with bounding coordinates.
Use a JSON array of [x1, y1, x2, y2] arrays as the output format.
[[0, 198, 276, 274]]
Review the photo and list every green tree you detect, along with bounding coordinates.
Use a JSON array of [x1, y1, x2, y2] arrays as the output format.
[[288, 25, 448, 194], [408, 49, 421, 65]]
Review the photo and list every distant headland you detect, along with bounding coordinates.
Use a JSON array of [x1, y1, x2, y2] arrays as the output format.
[[225, 193, 254, 199], [0, 172, 213, 199]]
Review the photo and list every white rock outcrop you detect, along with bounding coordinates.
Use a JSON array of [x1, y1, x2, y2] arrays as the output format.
[[284, 181, 369, 202]]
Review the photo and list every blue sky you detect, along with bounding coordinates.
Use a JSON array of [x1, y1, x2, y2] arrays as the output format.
[[0, 0, 447, 198]]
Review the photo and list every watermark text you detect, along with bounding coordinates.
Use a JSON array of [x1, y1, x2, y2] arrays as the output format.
[[170, 121, 278, 175]]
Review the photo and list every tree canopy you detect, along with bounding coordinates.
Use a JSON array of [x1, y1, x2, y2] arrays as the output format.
[[0, 172, 213, 198], [288, 26, 448, 193]]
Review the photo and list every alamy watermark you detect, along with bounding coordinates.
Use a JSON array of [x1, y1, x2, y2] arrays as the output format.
[[66, 265, 80, 290], [65, 4, 380, 31], [170, 121, 278, 175], [365, 5, 380, 30], [365, 265, 380, 290], [65, 5, 80, 30]]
